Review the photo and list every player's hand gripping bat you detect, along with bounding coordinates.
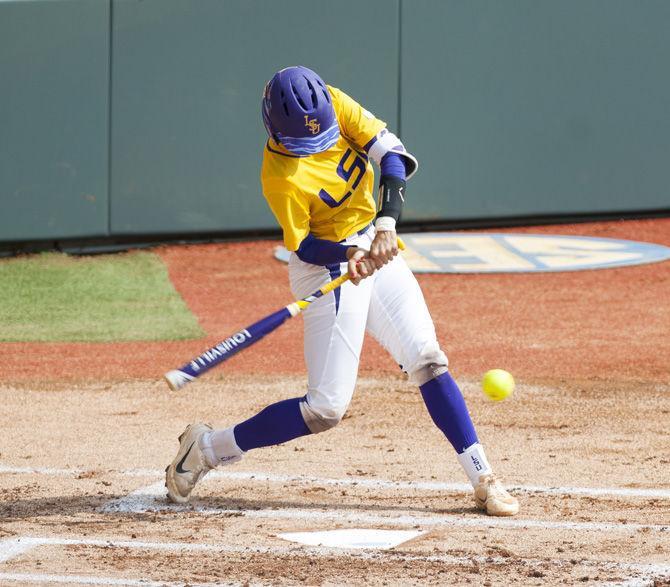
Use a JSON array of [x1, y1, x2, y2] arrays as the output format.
[[164, 237, 406, 390]]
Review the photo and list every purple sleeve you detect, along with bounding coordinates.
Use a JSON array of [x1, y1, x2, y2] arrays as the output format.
[[380, 152, 407, 180], [295, 233, 350, 266]]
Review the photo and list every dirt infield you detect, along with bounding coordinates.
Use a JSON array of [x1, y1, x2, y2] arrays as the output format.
[[1, 218, 669, 585], [1, 377, 668, 585]]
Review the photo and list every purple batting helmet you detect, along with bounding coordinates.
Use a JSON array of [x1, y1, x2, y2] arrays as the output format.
[[262, 66, 340, 155]]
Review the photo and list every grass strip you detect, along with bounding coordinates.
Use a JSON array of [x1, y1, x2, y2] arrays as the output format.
[[0, 251, 204, 342]]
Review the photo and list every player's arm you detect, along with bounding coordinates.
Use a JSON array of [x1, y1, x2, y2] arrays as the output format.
[[295, 235, 377, 286], [329, 87, 418, 265], [369, 152, 406, 266], [295, 234, 350, 265], [366, 131, 416, 266], [366, 131, 418, 250]]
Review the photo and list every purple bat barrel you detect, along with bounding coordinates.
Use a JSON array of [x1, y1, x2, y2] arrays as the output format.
[[165, 307, 292, 390]]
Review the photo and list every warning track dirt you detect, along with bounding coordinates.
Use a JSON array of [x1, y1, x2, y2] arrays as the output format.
[[1, 218, 669, 385]]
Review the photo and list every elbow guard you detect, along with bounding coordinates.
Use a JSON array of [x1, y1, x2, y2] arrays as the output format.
[[366, 130, 419, 179]]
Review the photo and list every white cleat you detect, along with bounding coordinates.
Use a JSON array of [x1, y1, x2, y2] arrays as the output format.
[[474, 474, 520, 516], [165, 423, 213, 504]]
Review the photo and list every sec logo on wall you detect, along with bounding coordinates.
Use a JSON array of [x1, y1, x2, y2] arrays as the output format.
[[274, 233, 670, 274]]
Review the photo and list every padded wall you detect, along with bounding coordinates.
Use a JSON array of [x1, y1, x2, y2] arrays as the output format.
[[109, 0, 399, 234], [401, 0, 670, 221], [1, 1, 669, 244], [0, 0, 110, 241]]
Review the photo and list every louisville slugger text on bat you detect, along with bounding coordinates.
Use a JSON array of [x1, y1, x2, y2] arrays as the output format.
[[164, 240, 404, 391]]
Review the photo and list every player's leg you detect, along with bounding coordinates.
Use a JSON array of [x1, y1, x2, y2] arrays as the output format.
[[366, 253, 519, 516], [166, 254, 372, 503], [206, 256, 372, 452], [213, 253, 372, 443], [298, 270, 373, 433]]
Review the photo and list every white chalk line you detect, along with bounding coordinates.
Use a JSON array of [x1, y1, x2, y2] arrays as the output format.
[[0, 572, 225, 587], [3, 462, 669, 533], [0, 537, 670, 585], [605, 580, 657, 587], [2, 463, 669, 500], [3, 462, 668, 586], [101, 482, 166, 514], [100, 481, 669, 534], [0, 537, 40, 564]]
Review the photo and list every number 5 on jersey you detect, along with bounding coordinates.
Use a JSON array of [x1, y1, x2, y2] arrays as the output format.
[[319, 149, 367, 208]]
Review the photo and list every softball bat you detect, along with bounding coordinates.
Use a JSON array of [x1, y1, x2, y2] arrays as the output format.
[[164, 237, 405, 390]]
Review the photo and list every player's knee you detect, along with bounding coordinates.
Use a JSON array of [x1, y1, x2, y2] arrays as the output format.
[[407, 341, 449, 386], [299, 400, 347, 433]]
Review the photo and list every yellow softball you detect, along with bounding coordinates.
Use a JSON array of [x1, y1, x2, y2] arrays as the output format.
[[481, 369, 515, 401]]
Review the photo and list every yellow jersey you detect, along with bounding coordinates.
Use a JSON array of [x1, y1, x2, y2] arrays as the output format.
[[261, 86, 386, 251]]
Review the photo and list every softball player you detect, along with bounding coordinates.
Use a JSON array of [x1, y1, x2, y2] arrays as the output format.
[[166, 66, 519, 516]]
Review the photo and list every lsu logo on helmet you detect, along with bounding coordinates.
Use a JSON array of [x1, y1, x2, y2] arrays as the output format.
[[304, 115, 320, 135]]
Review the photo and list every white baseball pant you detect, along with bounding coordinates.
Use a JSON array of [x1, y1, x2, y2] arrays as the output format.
[[289, 225, 449, 433]]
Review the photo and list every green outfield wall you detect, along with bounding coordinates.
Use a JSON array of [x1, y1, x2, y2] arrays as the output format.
[[0, 0, 110, 241], [1, 0, 669, 244]]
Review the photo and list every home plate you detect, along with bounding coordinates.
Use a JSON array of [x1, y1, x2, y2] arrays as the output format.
[[277, 528, 424, 550]]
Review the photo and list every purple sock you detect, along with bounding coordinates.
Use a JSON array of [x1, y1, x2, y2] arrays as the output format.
[[233, 397, 311, 451], [419, 372, 479, 453]]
